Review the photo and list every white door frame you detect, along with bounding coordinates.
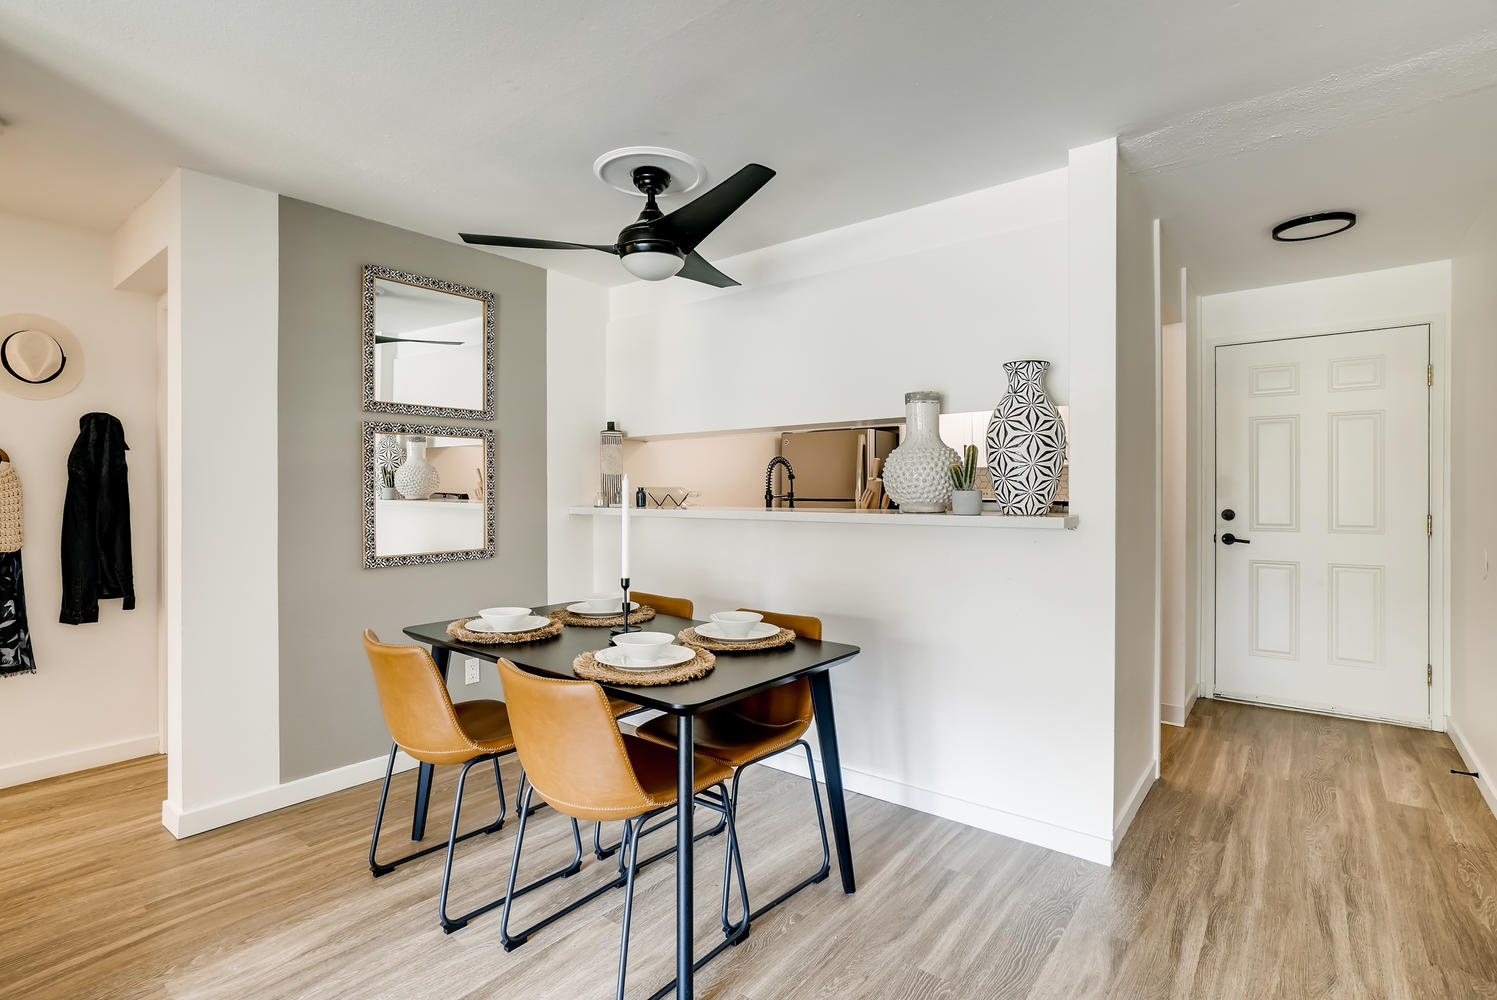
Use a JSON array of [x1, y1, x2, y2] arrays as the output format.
[[1193, 313, 1451, 730]]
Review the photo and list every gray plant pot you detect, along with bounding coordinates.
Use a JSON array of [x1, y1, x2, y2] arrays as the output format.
[[379, 486, 399, 500], [949, 490, 982, 515]]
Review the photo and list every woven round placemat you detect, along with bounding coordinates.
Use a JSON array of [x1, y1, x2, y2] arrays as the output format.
[[573, 647, 715, 686], [553, 606, 657, 628], [677, 626, 796, 652], [447, 614, 564, 645]]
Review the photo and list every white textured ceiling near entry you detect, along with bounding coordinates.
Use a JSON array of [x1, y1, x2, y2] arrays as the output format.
[[1, 1, 1495, 291]]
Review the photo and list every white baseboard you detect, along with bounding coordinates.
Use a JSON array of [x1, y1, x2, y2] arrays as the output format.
[[1447, 717, 1497, 825], [0, 734, 160, 790], [1161, 690, 1199, 728], [1112, 760, 1157, 851], [759, 749, 1114, 867], [162, 750, 419, 839]]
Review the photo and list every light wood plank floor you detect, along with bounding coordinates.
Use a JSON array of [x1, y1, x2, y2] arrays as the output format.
[[2, 699, 1495, 999]]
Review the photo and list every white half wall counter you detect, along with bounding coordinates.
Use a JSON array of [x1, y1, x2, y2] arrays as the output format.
[[570, 505, 1076, 529], [582, 503, 1111, 863]]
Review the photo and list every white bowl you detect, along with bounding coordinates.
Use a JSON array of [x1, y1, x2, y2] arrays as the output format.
[[709, 611, 763, 638], [583, 592, 622, 613], [480, 606, 532, 630], [610, 631, 674, 665]]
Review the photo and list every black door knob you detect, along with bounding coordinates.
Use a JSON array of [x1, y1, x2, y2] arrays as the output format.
[[1221, 508, 1236, 521], [1221, 532, 1250, 545]]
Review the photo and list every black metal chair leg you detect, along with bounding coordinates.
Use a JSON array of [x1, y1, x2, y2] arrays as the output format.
[[484, 756, 507, 833], [640, 789, 751, 1000], [727, 739, 832, 925], [368, 743, 400, 876], [369, 744, 509, 878], [615, 816, 642, 1000], [719, 781, 751, 937], [438, 757, 478, 932], [499, 784, 591, 952]]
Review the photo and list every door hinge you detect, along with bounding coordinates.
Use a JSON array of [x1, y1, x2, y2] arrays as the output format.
[[1427, 514, 1433, 536], [1427, 664, 1433, 686], [1427, 364, 1434, 387]]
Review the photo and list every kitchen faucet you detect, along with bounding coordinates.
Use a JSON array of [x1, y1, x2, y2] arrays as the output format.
[[764, 456, 796, 508]]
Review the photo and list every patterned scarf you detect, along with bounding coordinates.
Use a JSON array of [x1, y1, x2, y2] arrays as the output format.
[[0, 551, 35, 677]]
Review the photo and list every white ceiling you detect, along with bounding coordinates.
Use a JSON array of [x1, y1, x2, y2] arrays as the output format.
[[1, 0, 1494, 292]]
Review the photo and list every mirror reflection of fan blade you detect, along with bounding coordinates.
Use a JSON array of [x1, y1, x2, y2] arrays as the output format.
[[460, 233, 619, 253], [375, 336, 464, 345], [676, 252, 740, 288], [655, 164, 775, 252]]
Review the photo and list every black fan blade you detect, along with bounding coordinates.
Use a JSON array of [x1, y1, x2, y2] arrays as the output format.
[[655, 164, 775, 252], [375, 336, 464, 346], [460, 233, 619, 254], [676, 252, 740, 288]]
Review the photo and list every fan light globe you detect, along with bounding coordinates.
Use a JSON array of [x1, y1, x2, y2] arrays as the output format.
[[620, 250, 685, 281]]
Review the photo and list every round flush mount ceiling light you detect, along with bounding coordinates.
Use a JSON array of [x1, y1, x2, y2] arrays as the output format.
[[1272, 211, 1357, 242], [594, 146, 705, 196]]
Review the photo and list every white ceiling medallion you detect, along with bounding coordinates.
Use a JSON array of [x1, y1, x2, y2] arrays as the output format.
[[593, 146, 705, 196]]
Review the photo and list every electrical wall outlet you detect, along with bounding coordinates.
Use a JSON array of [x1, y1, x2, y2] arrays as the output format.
[[464, 658, 481, 685]]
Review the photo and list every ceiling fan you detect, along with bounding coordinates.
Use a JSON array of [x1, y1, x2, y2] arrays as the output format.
[[374, 334, 462, 346], [460, 161, 775, 287]]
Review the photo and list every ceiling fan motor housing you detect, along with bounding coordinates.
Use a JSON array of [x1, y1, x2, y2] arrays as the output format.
[[619, 166, 684, 264]]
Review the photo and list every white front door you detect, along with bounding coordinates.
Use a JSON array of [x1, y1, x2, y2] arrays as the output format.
[[1214, 325, 1430, 726]]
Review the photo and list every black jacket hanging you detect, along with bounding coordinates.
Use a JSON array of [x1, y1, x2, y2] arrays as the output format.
[[60, 413, 134, 625]]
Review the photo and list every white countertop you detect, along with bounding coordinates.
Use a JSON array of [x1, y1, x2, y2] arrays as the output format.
[[567, 504, 1077, 529]]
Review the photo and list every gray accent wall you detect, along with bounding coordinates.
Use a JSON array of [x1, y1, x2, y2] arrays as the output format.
[[278, 198, 547, 782]]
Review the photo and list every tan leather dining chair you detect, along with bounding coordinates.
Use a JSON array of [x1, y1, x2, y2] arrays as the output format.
[[363, 630, 537, 933], [635, 609, 830, 928], [495, 657, 748, 1000], [629, 590, 693, 619]]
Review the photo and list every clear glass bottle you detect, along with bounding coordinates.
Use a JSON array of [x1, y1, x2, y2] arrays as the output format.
[[600, 421, 624, 506]]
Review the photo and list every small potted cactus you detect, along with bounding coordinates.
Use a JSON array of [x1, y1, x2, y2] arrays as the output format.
[[948, 445, 982, 515], [378, 464, 399, 500]]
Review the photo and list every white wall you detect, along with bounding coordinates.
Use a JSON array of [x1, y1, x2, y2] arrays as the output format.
[[1450, 203, 1497, 820], [1161, 321, 1190, 725], [1197, 260, 1452, 725], [0, 211, 162, 787], [607, 168, 1069, 436], [1111, 161, 1160, 841], [116, 169, 281, 835], [548, 143, 1157, 865], [546, 271, 609, 603]]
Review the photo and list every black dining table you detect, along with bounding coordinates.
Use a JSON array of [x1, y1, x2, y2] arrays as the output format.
[[403, 604, 860, 999]]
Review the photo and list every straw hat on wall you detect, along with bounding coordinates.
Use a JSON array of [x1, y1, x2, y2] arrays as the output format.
[[0, 314, 85, 400]]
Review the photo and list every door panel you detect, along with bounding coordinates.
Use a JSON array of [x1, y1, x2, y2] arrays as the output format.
[[1215, 325, 1429, 726]]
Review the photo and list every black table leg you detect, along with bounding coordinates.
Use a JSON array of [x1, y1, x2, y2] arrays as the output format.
[[676, 713, 695, 999], [411, 647, 452, 842], [809, 671, 856, 894]]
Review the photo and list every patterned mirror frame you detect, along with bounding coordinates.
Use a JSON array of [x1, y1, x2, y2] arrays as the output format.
[[362, 264, 496, 420], [363, 420, 496, 569]]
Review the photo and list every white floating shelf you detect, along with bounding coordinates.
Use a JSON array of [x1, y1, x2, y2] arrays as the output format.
[[567, 505, 1077, 530]]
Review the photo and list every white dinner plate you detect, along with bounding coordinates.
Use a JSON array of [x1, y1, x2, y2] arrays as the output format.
[[567, 601, 640, 617], [594, 644, 695, 671], [467, 615, 552, 634], [694, 622, 783, 643]]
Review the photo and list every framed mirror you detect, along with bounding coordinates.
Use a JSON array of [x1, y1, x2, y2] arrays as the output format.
[[362, 264, 495, 420], [363, 421, 495, 568]]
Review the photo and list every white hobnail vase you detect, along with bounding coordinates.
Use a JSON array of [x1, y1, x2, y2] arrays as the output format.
[[882, 391, 959, 513], [986, 360, 1066, 515], [394, 436, 440, 500]]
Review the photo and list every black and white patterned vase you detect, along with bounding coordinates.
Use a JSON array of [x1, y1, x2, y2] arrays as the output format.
[[986, 360, 1066, 516]]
